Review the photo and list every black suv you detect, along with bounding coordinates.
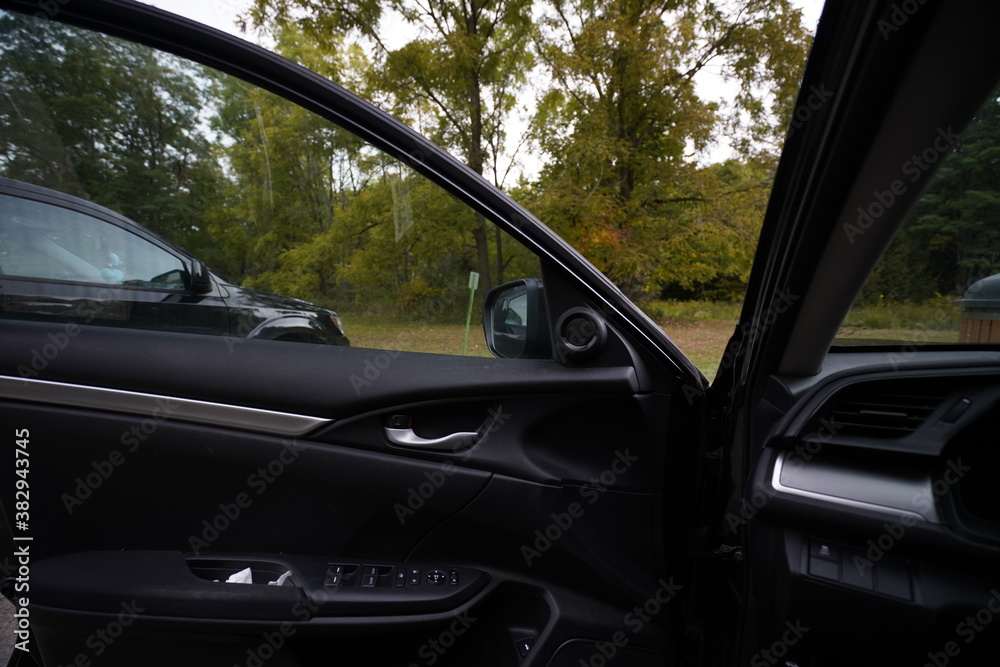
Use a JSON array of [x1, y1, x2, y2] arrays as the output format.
[[0, 177, 349, 349]]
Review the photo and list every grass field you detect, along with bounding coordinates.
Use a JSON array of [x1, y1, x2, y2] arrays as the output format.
[[342, 305, 739, 378], [343, 313, 493, 358], [341, 298, 967, 381]]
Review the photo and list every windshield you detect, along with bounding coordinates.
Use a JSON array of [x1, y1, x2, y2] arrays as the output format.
[[835, 84, 1000, 348]]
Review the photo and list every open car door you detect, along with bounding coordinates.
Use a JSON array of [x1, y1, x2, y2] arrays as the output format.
[[0, 1, 708, 665]]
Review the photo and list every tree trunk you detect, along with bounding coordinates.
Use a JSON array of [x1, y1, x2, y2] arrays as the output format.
[[465, 29, 493, 301]]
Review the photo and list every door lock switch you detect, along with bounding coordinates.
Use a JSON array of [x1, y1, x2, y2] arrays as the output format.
[[387, 414, 412, 428]]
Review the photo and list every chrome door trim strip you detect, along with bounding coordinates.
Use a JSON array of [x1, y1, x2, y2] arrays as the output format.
[[0, 376, 331, 437], [770, 451, 935, 523]]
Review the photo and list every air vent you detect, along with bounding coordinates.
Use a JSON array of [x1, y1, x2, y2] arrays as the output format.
[[806, 382, 948, 440]]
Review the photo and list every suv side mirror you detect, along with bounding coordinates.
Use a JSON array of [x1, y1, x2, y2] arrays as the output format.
[[188, 260, 213, 294], [482, 278, 551, 359]]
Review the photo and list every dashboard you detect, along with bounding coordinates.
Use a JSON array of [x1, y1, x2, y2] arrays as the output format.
[[745, 351, 1000, 666]]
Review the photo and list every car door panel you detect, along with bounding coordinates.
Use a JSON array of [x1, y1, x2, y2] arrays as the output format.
[[0, 316, 677, 666]]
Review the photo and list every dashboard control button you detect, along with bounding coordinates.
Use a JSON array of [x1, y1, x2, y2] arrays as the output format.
[[808, 556, 839, 581], [409, 568, 421, 585], [427, 570, 446, 585], [810, 539, 839, 561], [840, 549, 874, 591], [877, 558, 912, 600]]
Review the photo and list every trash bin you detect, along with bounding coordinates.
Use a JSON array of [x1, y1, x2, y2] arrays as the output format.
[[956, 274, 1000, 343]]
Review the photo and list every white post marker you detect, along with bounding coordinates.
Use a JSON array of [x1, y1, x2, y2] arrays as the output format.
[[462, 271, 480, 356]]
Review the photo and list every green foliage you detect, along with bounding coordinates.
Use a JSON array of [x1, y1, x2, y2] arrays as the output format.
[[0, 13, 222, 255], [862, 93, 1000, 303], [842, 296, 961, 332], [0, 5, 828, 326], [638, 299, 742, 324], [527, 0, 811, 298], [244, 0, 536, 298]]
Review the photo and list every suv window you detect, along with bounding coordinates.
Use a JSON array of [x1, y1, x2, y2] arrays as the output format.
[[0, 10, 539, 355], [0, 193, 186, 288]]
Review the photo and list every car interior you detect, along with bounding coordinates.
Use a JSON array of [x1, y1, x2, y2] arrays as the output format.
[[1, 0, 1000, 666]]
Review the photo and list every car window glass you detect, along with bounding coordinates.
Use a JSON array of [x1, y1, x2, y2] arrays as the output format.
[[0, 193, 186, 288], [836, 84, 1000, 348], [0, 10, 540, 355]]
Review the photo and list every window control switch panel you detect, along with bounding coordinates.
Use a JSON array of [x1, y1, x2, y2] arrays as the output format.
[[306, 560, 487, 615]]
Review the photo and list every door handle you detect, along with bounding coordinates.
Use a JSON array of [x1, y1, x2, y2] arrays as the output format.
[[384, 427, 478, 451]]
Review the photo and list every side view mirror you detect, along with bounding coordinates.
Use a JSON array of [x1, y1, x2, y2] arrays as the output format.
[[188, 260, 213, 294], [482, 278, 551, 359]]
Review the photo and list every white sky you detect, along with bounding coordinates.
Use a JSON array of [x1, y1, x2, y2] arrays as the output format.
[[145, 0, 827, 180]]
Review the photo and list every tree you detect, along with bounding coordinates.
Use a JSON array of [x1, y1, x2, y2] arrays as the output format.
[[529, 0, 811, 297], [205, 26, 371, 289], [861, 93, 1000, 303], [242, 0, 535, 299], [0, 12, 221, 252]]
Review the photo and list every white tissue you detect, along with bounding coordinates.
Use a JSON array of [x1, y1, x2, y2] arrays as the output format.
[[268, 570, 294, 586], [226, 567, 253, 584]]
